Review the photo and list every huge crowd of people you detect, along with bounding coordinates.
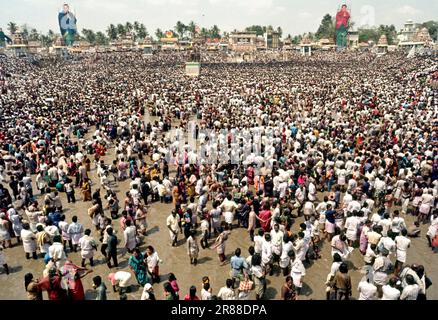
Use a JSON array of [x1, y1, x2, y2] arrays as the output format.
[[0, 48, 437, 300]]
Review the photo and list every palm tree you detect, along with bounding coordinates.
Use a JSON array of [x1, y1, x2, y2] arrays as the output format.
[[137, 23, 148, 40], [155, 28, 164, 40], [116, 23, 126, 38], [277, 26, 283, 38], [82, 28, 96, 44], [187, 21, 196, 38], [95, 31, 108, 45], [21, 24, 29, 38], [7, 22, 18, 35], [125, 22, 133, 35], [133, 21, 141, 40], [29, 28, 40, 41], [41, 29, 55, 47], [200, 27, 209, 38], [210, 25, 220, 38], [175, 21, 186, 38], [106, 24, 118, 41]]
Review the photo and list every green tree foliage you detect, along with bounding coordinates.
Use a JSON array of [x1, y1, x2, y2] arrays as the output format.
[[29, 28, 40, 41], [7, 22, 18, 35], [95, 31, 108, 45], [82, 28, 96, 44], [316, 14, 335, 40], [358, 25, 397, 45], [421, 21, 438, 41], [155, 28, 164, 40], [116, 24, 126, 37], [244, 25, 264, 36], [210, 25, 221, 38], [175, 21, 186, 38], [106, 24, 117, 40], [187, 21, 196, 38]]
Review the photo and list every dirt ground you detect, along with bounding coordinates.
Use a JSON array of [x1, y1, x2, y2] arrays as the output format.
[[0, 112, 437, 300]]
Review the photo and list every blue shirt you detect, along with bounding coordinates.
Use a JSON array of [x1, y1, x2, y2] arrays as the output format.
[[230, 255, 247, 271], [325, 210, 336, 224]]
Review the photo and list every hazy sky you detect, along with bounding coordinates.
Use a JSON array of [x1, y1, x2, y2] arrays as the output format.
[[1, 0, 436, 36]]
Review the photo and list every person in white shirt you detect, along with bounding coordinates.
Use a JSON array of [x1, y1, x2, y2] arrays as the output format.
[[123, 220, 137, 254], [220, 194, 238, 229], [394, 229, 411, 274], [279, 234, 294, 276], [261, 233, 273, 275], [358, 277, 378, 300], [201, 282, 212, 300], [391, 210, 406, 237], [400, 275, 420, 300], [378, 213, 392, 237], [253, 229, 264, 255], [303, 201, 315, 219], [345, 211, 360, 246], [381, 277, 401, 300], [108, 271, 132, 295], [270, 223, 283, 265], [48, 235, 66, 269], [217, 279, 236, 300], [79, 229, 97, 267], [290, 254, 306, 296], [250, 253, 266, 300], [308, 179, 317, 202], [140, 283, 155, 300], [377, 232, 396, 258], [166, 210, 181, 247]]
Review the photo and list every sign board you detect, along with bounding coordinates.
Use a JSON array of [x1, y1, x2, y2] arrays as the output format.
[[185, 62, 200, 76]]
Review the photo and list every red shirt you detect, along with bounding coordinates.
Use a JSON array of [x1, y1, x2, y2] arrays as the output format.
[[68, 278, 85, 300], [259, 210, 272, 232], [184, 294, 200, 301], [38, 276, 67, 300]]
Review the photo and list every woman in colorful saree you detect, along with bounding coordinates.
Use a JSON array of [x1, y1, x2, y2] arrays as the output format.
[[129, 248, 150, 286]]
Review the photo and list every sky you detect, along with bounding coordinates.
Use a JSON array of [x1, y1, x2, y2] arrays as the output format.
[[1, 0, 437, 37]]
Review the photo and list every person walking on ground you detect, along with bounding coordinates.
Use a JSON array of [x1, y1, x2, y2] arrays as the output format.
[[187, 230, 200, 265], [106, 227, 118, 268], [167, 209, 180, 247]]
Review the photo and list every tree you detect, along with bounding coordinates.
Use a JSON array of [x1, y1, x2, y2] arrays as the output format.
[[136, 23, 148, 40], [210, 25, 220, 38], [277, 26, 283, 38], [200, 27, 209, 37], [95, 31, 108, 45], [47, 29, 55, 40], [125, 22, 133, 35], [358, 27, 379, 43], [116, 23, 126, 37], [41, 30, 55, 47], [316, 14, 335, 40], [133, 21, 140, 39], [244, 25, 264, 36], [358, 25, 397, 45], [155, 28, 164, 40], [82, 28, 96, 44], [29, 28, 40, 41], [175, 21, 186, 38], [420, 21, 438, 41], [378, 24, 397, 45], [187, 21, 196, 38], [291, 35, 302, 45], [21, 24, 29, 38], [106, 24, 118, 41], [7, 22, 18, 35]]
